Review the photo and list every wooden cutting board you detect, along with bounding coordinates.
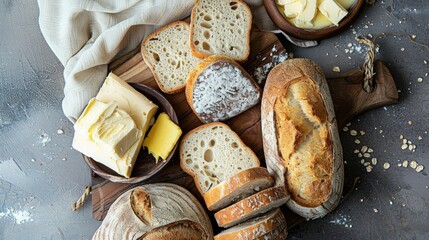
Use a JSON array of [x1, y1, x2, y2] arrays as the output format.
[[90, 28, 399, 231]]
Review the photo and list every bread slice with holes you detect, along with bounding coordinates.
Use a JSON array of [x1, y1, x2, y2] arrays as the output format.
[[180, 122, 260, 196], [141, 21, 201, 93], [204, 167, 274, 211], [138, 220, 208, 240], [186, 55, 261, 123], [214, 208, 286, 240], [190, 0, 252, 62], [93, 183, 213, 239], [214, 186, 289, 228]]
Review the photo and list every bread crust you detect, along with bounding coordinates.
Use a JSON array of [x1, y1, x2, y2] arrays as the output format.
[[141, 21, 190, 94], [214, 208, 286, 240], [203, 167, 274, 211], [138, 220, 208, 240], [180, 122, 261, 196], [214, 186, 289, 228], [261, 58, 344, 219], [185, 55, 261, 123], [189, 0, 252, 62]]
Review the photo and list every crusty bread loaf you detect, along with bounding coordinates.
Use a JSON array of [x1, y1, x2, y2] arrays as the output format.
[[190, 0, 252, 62], [138, 220, 208, 240], [214, 208, 286, 240], [186, 55, 261, 123], [180, 122, 260, 195], [261, 58, 344, 220], [141, 21, 200, 93], [214, 186, 289, 228], [92, 183, 213, 240], [204, 167, 274, 211]]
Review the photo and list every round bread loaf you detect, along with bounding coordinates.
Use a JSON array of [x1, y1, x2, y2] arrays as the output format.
[[92, 183, 213, 239], [261, 58, 344, 219]]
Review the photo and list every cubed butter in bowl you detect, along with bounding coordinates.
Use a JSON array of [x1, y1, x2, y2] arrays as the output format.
[[73, 73, 180, 184], [264, 0, 365, 40]]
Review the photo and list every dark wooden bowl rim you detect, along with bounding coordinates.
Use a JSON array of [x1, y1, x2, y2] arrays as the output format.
[[263, 0, 365, 40], [83, 83, 179, 184]]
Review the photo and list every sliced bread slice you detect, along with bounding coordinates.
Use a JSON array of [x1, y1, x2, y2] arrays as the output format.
[[141, 21, 200, 93], [190, 0, 252, 61], [255, 223, 288, 240], [204, 167, 274, 211], [138, 220, 208, 240], [214, 208, 286, 240], [180, 122, 260, 196], [186, 55, 261, 123], [214, 186, 289, 228]]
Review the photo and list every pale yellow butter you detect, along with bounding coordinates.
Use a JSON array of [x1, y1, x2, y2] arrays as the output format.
[[318, 0, 348, 26], [96, 73, 158, 139], [282, 1, 304, 18], [73, 98, 143, 178], [294, 0, 318, 28]]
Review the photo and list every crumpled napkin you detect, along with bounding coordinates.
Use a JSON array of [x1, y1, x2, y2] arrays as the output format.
[[38, 0, 315, 122]]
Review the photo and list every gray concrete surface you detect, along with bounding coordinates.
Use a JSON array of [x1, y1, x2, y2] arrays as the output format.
[[0, 0, 427, 239]]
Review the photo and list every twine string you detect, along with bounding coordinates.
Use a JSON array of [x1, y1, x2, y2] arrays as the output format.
[[72, 186, 92, 211], [357, 36, 376, 93]]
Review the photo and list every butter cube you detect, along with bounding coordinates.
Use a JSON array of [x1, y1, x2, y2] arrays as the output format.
[[294, 0, 318, 28], [143, 113, 182, 162], [282, 1, 305, 18], [73, 99, 143, 178], [318, 0, 348, 26], [276, 0, 298, 5], [96, 73, 158, 138]]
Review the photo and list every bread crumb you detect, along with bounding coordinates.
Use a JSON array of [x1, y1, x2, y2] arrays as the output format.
[[360, 131, 366, 135], [407, 120, 412, 125], [368, 148, 373, 153], [343, 127, 349, 132], [366, 165, 373, 172], [410, 161, 417, 169], [373, 208, 378, 213], [333, 66, 341, 72], [57, 129, 64, 134], [355, 139, 361, 144], [361, 146, 368, 153], [402, 160, 409, 167], [417, 77, 423, 82], [371, 158, 378, 165]]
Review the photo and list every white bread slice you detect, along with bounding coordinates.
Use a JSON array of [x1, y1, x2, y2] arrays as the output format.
[[204, 167, 274, 211], [93, 183, 213, 240], [138, 220, 208, 240], [141, 21, 200, 93], [190, 0, 252, 62], [214, 208, 286, 240], [186, 55, 261, 123], [214, 186, 289, 228], [180, 122, 260, 195]]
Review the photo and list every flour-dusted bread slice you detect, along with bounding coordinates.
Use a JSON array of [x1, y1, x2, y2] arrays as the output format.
[[141, 21, 200, 93], [138, 220, 208, 240], [180, 122, 260, 196], [255, 223, 288, 240], [186, 55, 261, 123], [214, 208, 286, 240], [261, 58, 344, 220], [92, 183, 213, 240], [190, 0, 252, 61], [214, 186, 289, 228], [204, 167, 274, 211]]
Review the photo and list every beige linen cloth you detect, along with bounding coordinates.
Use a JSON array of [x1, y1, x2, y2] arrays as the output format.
[[38, 0, 316, 122]]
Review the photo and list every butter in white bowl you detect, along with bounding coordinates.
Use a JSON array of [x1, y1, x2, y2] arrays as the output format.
[[276, 0, 356, 29]]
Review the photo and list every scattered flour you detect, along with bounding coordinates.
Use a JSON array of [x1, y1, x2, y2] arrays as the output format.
[[0, 208, 33, 224], [329, 213, 352, 228], [253, 45, 290, 84], [38, 130, 51, 146]]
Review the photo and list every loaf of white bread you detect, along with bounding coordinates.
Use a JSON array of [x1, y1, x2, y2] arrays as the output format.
[[186, 55, 261, 123], [92, 183, 213, 240], [261, 58, 344, 219], [141, 21, 200, 94], [190, 0, 252, 62]]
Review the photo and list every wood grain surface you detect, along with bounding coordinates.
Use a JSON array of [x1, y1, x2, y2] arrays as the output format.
[[90, 29, 398, 233]]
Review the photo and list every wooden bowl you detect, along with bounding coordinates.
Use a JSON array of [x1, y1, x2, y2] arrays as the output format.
[[263, 0, 365, 40], [83, 83, 179, 184]]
